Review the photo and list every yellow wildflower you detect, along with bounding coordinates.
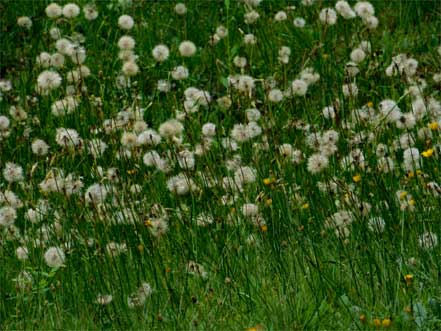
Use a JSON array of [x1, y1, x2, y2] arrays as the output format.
[[246, 325, 264, 331], [382, 318, 392, 327], [352, 174, 361, 183], [263, 177, 275, 186], [399, 191, 408, 200], [428, 122, 438, 130], [404, 274, 413, 286], [421, 149, 434, 157]]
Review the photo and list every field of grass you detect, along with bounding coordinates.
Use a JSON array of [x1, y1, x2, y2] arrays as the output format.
[[1, 0, 440, 329]]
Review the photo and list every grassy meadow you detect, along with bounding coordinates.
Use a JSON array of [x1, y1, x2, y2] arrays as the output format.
[[0, 0, 440, 329]]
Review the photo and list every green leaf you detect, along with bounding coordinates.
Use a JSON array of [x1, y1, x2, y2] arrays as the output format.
[[414, 302, 428, 328], [220, 76, 228, 88]]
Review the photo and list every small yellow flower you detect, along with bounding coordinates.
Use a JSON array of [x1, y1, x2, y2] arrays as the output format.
[[399, 191, 408, 200], [408, 199, 416, 206], [373, 319, 381, 327], [421, 149, 434, 158], [127, 169, 137, 175], [246, 325, 264, 331], [367, 101, 374, 108], [263, 177, 275, 186], [359, 314, 366, 323], [265, 198, 272, 206], [428, 122, 439, 130], [322, 54, 329, 60], [144, 219, 152, 227], [301, 203, 309, 209], [260, 225, 268, 232], [263, 178, 272, 186], [404, 274, 413, 286], [406, 171, 415, 179], [352, 174, 361, 183], [137, 244, 144, 252], [382, 318, 392, 328]]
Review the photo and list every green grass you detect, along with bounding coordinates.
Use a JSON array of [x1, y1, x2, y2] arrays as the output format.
[[1, 0, 441, 330]]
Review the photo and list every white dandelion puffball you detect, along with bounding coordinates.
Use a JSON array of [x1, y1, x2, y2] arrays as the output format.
[[44, 246, 65, 268], [171, 66, 189, 80], [55, 128, 81, 148], [0, 115, 10, 130], [122, 61, 139, 76], [307, 153, 329, 174], [62, 3, 80, 18], [118, 36, 135, 50], [3, 162, 24, 183], [202, 123, 216, 137], [37, 70, 62, 92], [46, 3, 62, 18], [268, 89, 284, 103], [16, 246, 29, 260], [274, 11, 287, 22], [319, 8, 337, 25], [83, 4, 98, 20], [244, 33, 257, 45], [335, 1, 356, 19], [17, 16, 32, 29], [96, 294, 113, 305], [293, 17, 306, 28], [291, 79, 308, 96], [158, 119, 184, 139], [85, 183, 108, 204], [118, 15, 134, 30], [179, 41, 197, 57], [244, 10, 260, 24], [418, 232, 438, 250], [354, 1, 375, 19], [0, 206, 17, 227], [152, 44, 170, 62], [175, 3, 187, 15], [350, 48, 366, 63]]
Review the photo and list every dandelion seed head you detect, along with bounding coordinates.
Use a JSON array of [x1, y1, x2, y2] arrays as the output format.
[[175, 3, 187, 15], [44, 246, 65, 268], [62, 3, 80, 18], [179, 40, 197, 57], [152, 44, 170, 62], [46, 3, 62, 18]]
